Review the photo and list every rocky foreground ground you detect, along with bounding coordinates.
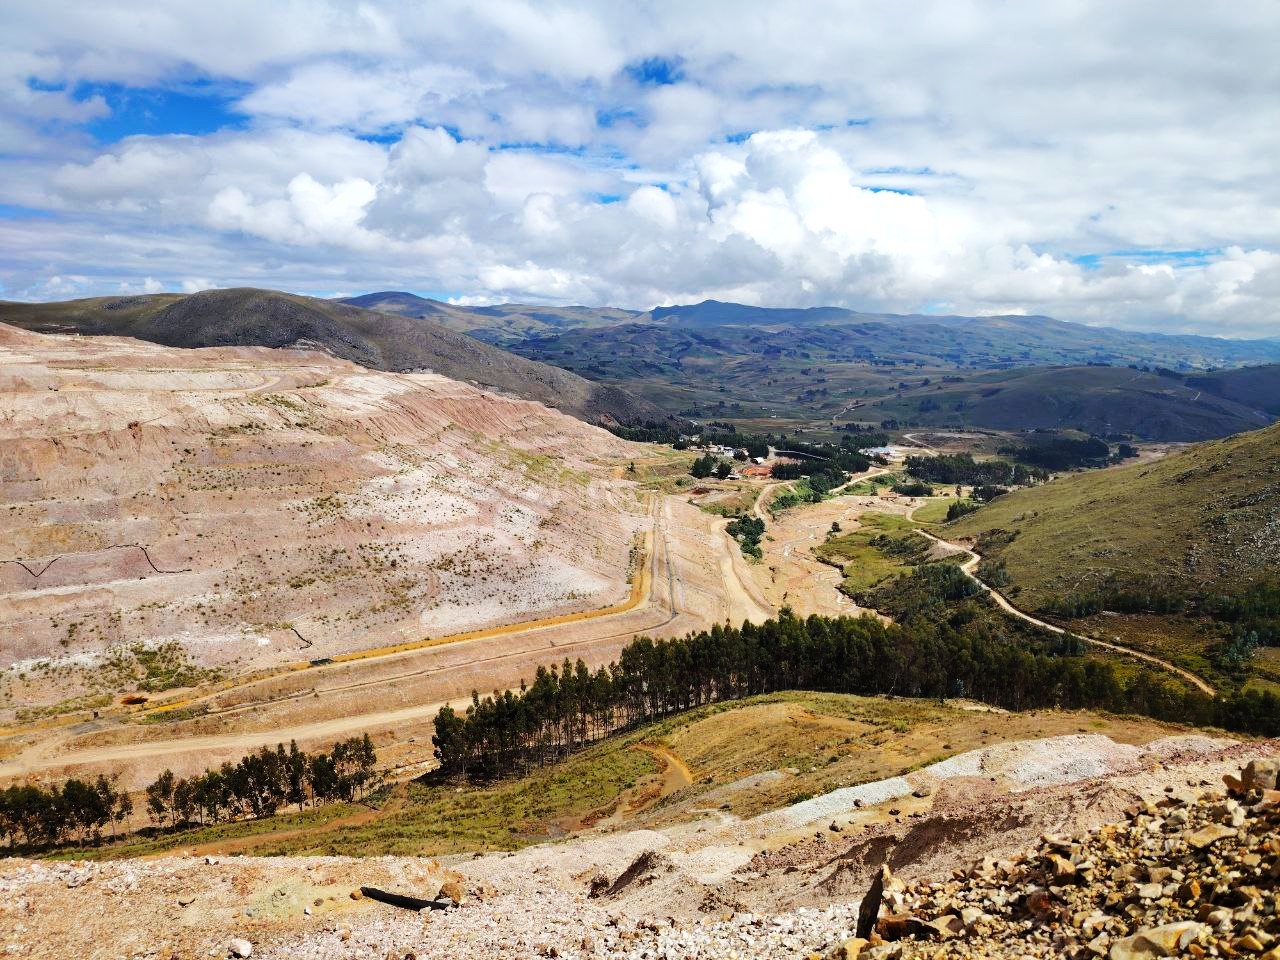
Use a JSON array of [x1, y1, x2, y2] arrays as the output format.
[[1, 734, 1276, 960], [843, 757, 1280, 959]]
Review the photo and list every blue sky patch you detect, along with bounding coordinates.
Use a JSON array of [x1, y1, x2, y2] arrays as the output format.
[[1071, 248, 1220, 270], [597, 106, 643, 129], [75, 81, 248, 143], [0, 204, 58, 220], [625, 56, 685, 86]]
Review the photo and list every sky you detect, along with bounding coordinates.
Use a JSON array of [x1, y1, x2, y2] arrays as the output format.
[[1, 1, 1278, 337]]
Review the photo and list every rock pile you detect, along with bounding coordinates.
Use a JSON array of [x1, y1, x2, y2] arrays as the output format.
[[838, 759, 1280, 959]]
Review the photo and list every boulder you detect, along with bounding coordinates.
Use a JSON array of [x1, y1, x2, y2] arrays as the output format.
[[918, 915, 964, 940], [1185, 824, 1235, 849], [1243, 759, 1280, 792], [228, 938, 253, 959], [1108, 921, 1203, 959], [831, 937, 869, 959]]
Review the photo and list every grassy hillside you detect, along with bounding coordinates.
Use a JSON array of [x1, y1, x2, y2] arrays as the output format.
[[864, 365, 1276, 440], [341, 291, 639, 343], [0, 288, 665, 426], [1188, 364, 1280, 417], [947, 421, 1280, 603], [944, 421, 1280, 694], [59, 692, 1190, 860]]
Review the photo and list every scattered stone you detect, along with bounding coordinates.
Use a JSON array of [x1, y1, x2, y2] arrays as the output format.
[[819, 760, 1278, 960], [1242, 759, 1280, 792], [1186, 824, 1235, 849], [228, 938, 253, 958]]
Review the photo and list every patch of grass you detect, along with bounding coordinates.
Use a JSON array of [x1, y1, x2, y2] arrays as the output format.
[[15, 692, 112, 724], [266, 741, 655, 856], [60, 691, 1210, 861], [815, 512, 928, 593], [909, 496, 958, 525], [839, 473, 901, 497], [54, 801, 371, 861]]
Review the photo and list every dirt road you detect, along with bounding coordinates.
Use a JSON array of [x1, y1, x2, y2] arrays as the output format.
[[753, 481, 790, 521], [912, 526, 1217, 696], [750, 467, 899, 619]]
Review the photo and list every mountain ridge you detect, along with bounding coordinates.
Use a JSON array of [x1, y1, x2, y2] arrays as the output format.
[[0, 288, 667, 426]]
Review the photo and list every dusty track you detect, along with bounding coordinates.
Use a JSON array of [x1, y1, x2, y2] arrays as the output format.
[[912, 525, 1217, 696], [750, 467, 895, 618]]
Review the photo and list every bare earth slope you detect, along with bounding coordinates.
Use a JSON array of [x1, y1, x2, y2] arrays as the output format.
[[0, 323, 647, 715], [0, 289, 665, 427]]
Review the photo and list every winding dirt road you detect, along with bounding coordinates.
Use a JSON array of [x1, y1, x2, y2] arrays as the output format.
[[912, 525, 1217, 696]]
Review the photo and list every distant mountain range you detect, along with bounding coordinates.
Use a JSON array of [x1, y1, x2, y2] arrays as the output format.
[[6, 288, 1277, 441], [343, 293, 1280, 369], [0, 289, 667, 427], [336, 292, 1280, 440]]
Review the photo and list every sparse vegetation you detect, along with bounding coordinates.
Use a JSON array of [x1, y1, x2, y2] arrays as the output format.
[[726, 515, 765, 559]]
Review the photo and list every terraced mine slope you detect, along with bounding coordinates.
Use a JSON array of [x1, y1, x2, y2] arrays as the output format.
[[0, 288, 664, 426], [0, 322, 647, 718]]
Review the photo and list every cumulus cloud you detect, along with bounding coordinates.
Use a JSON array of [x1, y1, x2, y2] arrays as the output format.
[[1, 1, 1278, 337]]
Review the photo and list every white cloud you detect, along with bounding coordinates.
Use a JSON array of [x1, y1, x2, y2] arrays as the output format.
[[117, 276, 164, 294], [0, 1, 1278, 337]]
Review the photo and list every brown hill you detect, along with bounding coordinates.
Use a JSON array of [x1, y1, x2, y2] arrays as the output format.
[[0, 288, 666, 427]]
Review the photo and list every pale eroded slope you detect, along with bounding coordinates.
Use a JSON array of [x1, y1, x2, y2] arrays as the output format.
[[0, 324, 645, 712]]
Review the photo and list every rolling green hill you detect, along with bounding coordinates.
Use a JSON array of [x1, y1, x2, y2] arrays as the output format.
[[947, 421, 1280, 603], [341, 291, 639, 343], [0, 288, 666, 426], [944, 422, 1280, 691], [488, 301, 1280, 429], [862, 365, 1276, 441], [1188, 364, 1280, 417]]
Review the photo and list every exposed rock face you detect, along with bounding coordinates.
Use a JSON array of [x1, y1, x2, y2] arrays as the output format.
[[842, 766, 1280, 959], [0, 324, 645, 711]]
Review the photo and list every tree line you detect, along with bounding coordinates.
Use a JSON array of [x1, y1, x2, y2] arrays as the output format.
[[144, 735, 378, 829], [0, 734, 379, 853], [690, 453, 733, 479], [997, 435, 1111, 470], [905, 453, 1045, 487], [433, 576, 1280, 782], [1, 775, 132, 849], [726, 515, 765, 559]]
